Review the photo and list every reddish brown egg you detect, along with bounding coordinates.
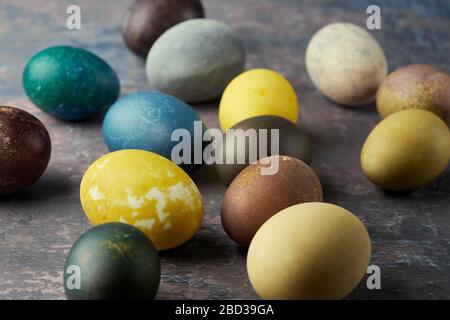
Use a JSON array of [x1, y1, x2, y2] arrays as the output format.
[[377, 64, 450, 124], [122, 0, 205, 58], [0, 106, 51, 195], [221, 156, 323, 247]]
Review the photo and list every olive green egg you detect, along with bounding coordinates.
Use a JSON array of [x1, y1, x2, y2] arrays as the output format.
[[214, 115, 312, 187], [361, 109, 450, 190]]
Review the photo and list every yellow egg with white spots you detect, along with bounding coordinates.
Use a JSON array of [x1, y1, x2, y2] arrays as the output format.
[[80, 150, 204, 250]]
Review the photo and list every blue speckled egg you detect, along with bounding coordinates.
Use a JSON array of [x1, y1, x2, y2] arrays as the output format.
[[103, 92, 205, 174], [23, 46, 120, 120]]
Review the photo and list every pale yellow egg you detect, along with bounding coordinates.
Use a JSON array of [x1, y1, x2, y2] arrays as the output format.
[[247, 202, 371, 300]]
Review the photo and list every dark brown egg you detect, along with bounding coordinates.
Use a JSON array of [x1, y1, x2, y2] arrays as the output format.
[[122, 0, 205, 58], [0, 106, 51, 195], [221, 155, 323, 247], [215, 115, 312, 187]]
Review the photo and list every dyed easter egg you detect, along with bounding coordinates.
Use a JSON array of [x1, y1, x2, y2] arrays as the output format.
[[247, 203, 371, 300], [23, 46, 120, 120], [361, 109, 450, 190], [80, 150, 204, 250], [215, 115, 311, 186], [377, 64, 450, 124], [64, 223, 160, 300], [146, 19, 245, 103], [122, 0, 205, 57], [103, 92, 205, 174], [306, 23, 388, 106], [219, 69, 299, 131], [221, 156, 323, 247], [0, 106, 51, 195]]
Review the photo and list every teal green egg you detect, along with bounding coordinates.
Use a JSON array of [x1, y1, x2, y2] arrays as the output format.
[[23, 46, 120, 120]]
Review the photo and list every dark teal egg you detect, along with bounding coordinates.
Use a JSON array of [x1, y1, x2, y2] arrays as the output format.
[[64, 223, 160, 300], [23, 46, 120, 120]]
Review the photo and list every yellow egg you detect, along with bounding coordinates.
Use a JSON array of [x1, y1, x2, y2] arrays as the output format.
[[219, 69, 299, 131], [361, 109, 450, 190], [80, 150, 204, 250], [247, 202, 371, 300]]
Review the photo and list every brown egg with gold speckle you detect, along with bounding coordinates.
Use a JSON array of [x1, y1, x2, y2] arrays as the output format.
[[377, 64, 450, 124], [0, 106, 51, 195], [221, 156, 323, 247]]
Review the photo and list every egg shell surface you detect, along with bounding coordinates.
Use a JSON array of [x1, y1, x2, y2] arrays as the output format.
[[377, 64, 450, 124], [64, 222, 160, 300], [361, 109, 450, 190], [102, 92, 205, 174], [146, 19, 245, 103], [80, 150, 204, 250], [305, 23, 388, 106], [122, 0, 205, 57], [221, 156, 323, 247], [215, 115, 312, 186], [23, 46, 120, 120], [219, 69, 299, 131], [0, 106, 51, 195], [247, 202, 371, 300]]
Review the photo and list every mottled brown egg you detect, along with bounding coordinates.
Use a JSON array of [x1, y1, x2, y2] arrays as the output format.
[[221, 156, 323, 247], [0, 106, 51, 195], [122, 0, 205, 58], [377, 64, 450, 124]]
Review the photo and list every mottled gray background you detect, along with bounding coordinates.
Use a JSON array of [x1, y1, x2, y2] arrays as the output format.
[[0, 0, 449, 299]]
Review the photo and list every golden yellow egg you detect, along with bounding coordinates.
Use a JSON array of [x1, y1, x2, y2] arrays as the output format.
[[219, 69, 299, 131], [361, 109, 450, 190], [247, 202, 371, 300], [80, 150, 204, 250]]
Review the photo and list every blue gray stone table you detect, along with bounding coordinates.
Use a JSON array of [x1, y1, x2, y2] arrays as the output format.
[[0, 0, 449, 299]]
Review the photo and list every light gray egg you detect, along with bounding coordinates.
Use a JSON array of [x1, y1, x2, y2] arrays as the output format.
[[145, 19, 246, 103], [306, 23, 388, 107]]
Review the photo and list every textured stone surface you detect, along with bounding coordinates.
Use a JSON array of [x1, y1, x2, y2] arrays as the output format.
[[0, 0, 449, 300]]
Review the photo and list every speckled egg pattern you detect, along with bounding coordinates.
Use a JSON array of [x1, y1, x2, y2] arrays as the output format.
[[80, 150, 204, 250], [23, 46, 120, 120]]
